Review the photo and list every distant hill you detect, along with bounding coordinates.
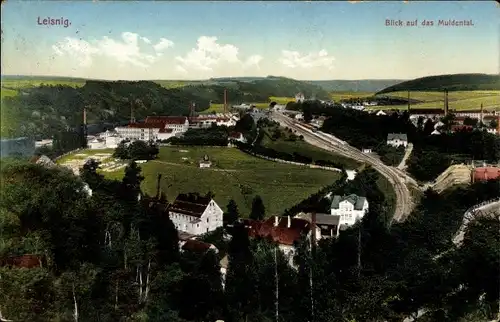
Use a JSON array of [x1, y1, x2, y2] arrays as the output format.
[[377, 73, 500, 94], [0, 76, 330, 139], [307, 79, 405, 92]]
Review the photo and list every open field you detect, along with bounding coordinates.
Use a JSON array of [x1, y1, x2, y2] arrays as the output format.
[[1, 88, 18, 98], [260, 134, 362, 170], [1, 79, 85, 89], [373, 90, 500, 111], [61, 147, 341, 216], [329, 92, 374, 101], [203, 102, 270, 113]]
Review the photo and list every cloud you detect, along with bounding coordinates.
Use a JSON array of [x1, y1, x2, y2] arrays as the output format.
[[175, 36, 262, 72], [141, 37, 152, 44], [153, 38, 174, 53], [279, 49, 335, 70], [52, 32, 169, 68]]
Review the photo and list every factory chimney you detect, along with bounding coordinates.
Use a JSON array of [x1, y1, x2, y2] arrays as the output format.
[[130, 100, 136, 123], [83, 107, 87, 125], [480, 103, 484, 126], [444, 90, 449, 116], [407, 91, 410, 112]]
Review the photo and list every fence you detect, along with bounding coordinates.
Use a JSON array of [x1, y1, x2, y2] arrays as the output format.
[[242, 150, 347, 173], [453, 197, 500, 245]]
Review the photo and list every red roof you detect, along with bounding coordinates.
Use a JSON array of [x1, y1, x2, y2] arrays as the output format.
[[474, 167, 500, 181], [0, 254, 43, 269], [451, 124, 473, 132], [145, 116, 187, 125], [229, 132, 243, 138], [181, 239, 214, 253], [128, 122, 163, 129], [246, 216, 311, 246]]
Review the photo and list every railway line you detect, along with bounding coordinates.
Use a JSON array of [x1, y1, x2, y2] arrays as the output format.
[[270, 112, 414, 222]]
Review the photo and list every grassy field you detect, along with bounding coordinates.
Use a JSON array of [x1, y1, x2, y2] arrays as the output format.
[[374, 90, 500, 111], [328, 92, 374, 101], [1, 79, 85, 89], [61, 146, 341, 216], [260, 133, 362, 170]]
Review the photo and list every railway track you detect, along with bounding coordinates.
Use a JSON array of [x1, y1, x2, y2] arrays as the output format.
[[271, 112, 414, 222]]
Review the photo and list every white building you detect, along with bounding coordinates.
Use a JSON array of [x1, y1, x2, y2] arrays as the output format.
[[115, 116, 188, 141], [35, 139, 53, 148], [168, 193, 223, 235], [295, 113, 304, 120], [295, 93, 305, 103], [229, 132, 246, 143], [88, 138, 106, 149], [330, 194, 369, 228], [376, 110, 387, 116], [386, 133, 408, 148], [362, 148, 372, 154]]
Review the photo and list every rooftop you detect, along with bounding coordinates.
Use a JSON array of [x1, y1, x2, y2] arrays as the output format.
[[296, 212, 340, 227], [387, 133, 408, 141], [245, 216, 312, 246], [169, 193, 211, 218], [331, 194, 367, 210]]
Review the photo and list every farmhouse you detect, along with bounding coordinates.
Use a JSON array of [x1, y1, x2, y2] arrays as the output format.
[[168, 193, 223, 235], [229, 132, 246, 143], [330, 194, 369, 228], [387, 133, 408, 147]]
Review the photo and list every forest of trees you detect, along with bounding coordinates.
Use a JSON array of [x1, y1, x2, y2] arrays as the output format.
[[1, 160, 498, 321], [1, 77, 329, 139]]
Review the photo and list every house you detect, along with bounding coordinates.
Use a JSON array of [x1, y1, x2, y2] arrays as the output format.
[[295, 92, 305, 103], [295, 113, 304, 120], [168, 193, 223, 235], [229, 132, 246, 143], [243, 215, 321, 267], [434, 121, 445, 129], [376, 110, 387, 116], [295, 212, 340, 238], [199, 154, 212, 168], [431, 129, 441, 135], [30, 155, 56, 168], [386, 133, 408, 148], [472, 167, 500, 182], [88, 138, 106, 149], [362, 148, 372, 154], [330, 194, 369, 228]]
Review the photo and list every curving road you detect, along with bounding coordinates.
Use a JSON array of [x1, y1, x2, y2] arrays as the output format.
[[270, 111, 414, 222]]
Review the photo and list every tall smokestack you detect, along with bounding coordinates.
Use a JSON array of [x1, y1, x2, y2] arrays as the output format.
[[224, 89, 228, 114], [480, 103, 484, 126], [83, 107, 87, 125], [130, 100, 135, 123], [407, 91, 410, 112], [444, 90, 449, 116]]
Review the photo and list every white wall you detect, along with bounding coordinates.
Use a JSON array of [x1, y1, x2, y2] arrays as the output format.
[[387, 139, 408, 148], [331, 200, 369, 227], [169, 200, 223, 235]]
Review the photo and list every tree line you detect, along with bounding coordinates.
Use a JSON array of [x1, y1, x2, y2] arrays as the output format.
[[2, 159, 498, 321]]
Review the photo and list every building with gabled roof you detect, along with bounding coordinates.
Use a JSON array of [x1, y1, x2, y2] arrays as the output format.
[[387, 133, 408, 147], [168, 193, 223, 235], [330, 194, 369, 228]]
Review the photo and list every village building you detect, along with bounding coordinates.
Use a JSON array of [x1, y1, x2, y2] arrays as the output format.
[[431, 129, 441, 135], [330, 194, 369, 228], [114, 116, 184, 141], [362, 148, 372, 154], [199, 154, 212, 168], [295, 212, 340, 238], [168, 193, 223, 235], [242, 215, 321, 267], [386, 133, 408, 148], [472, 167, 500, 182], [295, 92, 305, 103], [229, 132, 246, 144]]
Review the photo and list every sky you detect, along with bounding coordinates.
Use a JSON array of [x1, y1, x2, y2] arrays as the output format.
[[1, 1, 499, 80]]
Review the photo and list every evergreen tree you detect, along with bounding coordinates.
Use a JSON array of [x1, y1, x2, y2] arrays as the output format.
[[250, 195, 265, 221], [225, 199, 240, 224]]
